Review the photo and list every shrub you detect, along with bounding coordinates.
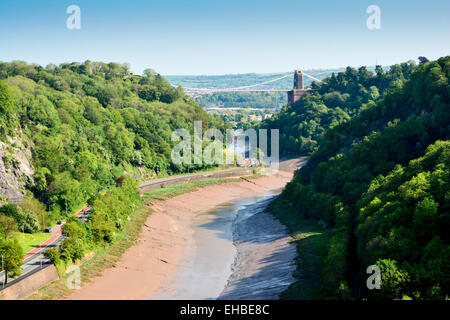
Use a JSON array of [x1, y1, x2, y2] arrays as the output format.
[[60, 237, 85, 262], [0, 204, 40, 233], [62, 221, 85, 240], [44, 247, 61, 265]]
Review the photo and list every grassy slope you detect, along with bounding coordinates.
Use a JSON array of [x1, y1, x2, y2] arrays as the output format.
[[143, 175, 255, 201], [269, 201, 333, 299], [13, 231, 52, 255], [139, 164, 245, 182]]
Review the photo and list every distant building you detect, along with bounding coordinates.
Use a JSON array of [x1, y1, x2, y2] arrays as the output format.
[[287, 70, 315, 104]]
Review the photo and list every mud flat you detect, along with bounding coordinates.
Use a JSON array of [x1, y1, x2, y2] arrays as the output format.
[[218, 196, 297, 299]]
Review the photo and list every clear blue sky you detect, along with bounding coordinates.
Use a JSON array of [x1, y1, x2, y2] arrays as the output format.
[[1, 0, 449, 75]]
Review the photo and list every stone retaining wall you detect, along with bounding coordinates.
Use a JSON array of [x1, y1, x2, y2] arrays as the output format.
[[0, 264, 58, 300]]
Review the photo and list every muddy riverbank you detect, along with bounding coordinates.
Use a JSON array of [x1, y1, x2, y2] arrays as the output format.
[[65, 159, 304, 300]]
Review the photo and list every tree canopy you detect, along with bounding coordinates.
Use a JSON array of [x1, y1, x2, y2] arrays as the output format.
[[274, 56, 449, 299], [0, 60, 227, 222]]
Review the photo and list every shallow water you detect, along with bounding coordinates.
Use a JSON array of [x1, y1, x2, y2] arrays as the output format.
[[152, 191, 296, 300], [218, 195, 297, 299]]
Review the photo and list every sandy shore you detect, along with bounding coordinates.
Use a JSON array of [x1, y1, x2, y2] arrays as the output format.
[[66, 159, 302, 300]]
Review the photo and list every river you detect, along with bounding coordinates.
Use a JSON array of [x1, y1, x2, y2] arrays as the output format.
[[152, 190, 297, 300], [64, 158, 303, 300]]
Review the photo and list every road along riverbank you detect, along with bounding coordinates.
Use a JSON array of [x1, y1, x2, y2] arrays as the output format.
[[65, 159, 304, 300]]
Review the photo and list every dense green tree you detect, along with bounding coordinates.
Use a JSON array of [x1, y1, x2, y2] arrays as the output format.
[[43, 247, 60, 265], [60, 237, 85, 262], [0, 60, 228, 230], [0, 80, 15, 136], [0, 204, 40, 233], [62, 221, 85, 240], [0, 239, 23, 285], [275, 57, 449, 299], [260, 62, 417, 156], [0, 215, 18, 239]]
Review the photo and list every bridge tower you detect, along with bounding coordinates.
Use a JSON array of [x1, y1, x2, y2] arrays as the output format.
[[294, 70, 304, 89], [288, 69, 313, 104]]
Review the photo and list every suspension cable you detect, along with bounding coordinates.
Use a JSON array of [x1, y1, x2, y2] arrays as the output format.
[[302, 71, 324, 83], [180, 70, 326, 92], [182, 73, 291, 91]]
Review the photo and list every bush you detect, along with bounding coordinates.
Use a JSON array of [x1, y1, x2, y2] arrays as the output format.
[[44, 247, 61, 265], [0, 204, 40, 233], [60, 237, 85, 262], [62, 221, 85, 240], [373, 259, 410, 299], [0, 215, 18, 239], [321, 230, 350, 297], [89, 176, 140, 244]]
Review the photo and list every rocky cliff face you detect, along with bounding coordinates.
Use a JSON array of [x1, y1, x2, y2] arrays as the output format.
[[0, 136, 34, 204]]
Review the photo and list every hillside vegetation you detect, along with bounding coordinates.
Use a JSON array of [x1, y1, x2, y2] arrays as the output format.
[[0, 60, 224, 229], [197, 91, 287, 109], [260, 62, 417, 155], [273, 57, 449, 299]]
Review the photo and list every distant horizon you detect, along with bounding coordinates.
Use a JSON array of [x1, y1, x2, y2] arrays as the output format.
[[0, 58, 424, 77], [162, 62, 407, 76]]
